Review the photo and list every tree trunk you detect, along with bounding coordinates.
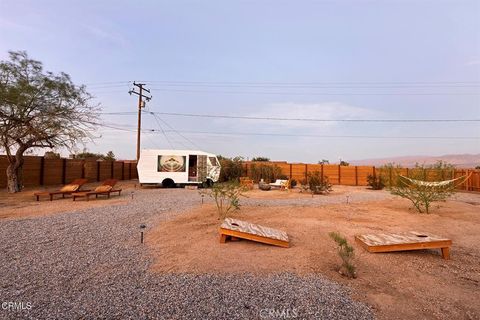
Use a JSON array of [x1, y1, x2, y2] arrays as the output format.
[[6, 163, 21, 193], [6, 146, 27, 193]]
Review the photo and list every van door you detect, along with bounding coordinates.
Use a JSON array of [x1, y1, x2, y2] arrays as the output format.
[[188, 155, 197, 182], [197, 155, 207, 182]]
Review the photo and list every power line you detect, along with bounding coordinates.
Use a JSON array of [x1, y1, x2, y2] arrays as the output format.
[[146, 112, 201, 149], [141, 83, 480, 89], [149, 111, 480, 123], [139, 80, 480, 85], [158, 129, 480, 140], [99, 126, 479, 140], [149, 88, 480, 96], [150, 113, 174, 148]]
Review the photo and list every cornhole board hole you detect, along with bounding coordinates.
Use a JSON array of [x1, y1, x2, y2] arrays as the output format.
[[219, 218, 289, 248], [355, 231, 452, 260]]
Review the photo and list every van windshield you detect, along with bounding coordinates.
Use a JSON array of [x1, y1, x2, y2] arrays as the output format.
[[209, 157, 218, 166]]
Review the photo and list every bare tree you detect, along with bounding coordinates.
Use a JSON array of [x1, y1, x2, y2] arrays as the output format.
[[0, 51, 100, 192]]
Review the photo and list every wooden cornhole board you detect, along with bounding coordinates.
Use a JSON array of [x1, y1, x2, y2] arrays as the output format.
[[355, 231, 452, 260], [219, 218, 289, 248]]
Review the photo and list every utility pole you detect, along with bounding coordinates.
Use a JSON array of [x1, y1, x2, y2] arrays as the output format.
[[129, 82, 152, 161]]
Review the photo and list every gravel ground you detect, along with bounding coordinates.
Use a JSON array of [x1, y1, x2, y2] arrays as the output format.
[[0, 188, 384, 319]]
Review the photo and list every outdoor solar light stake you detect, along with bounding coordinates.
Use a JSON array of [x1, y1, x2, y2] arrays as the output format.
[[140, 224, 146, 244], [201, 194, 204, 204], [131, 191, 134, 200]]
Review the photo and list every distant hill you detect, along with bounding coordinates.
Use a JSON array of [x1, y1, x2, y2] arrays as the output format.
[[351, 154, 480, 168]]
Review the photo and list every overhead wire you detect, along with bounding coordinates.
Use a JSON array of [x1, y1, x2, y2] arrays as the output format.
[[148, 111, 480, 123], [144, 111, 201, 149], [158, 129, 479, 140], [150, 113, 174, 148], [148, 88, 480, 96]]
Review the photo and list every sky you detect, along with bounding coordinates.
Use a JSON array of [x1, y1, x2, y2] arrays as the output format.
[[1, 0, 479, 163]]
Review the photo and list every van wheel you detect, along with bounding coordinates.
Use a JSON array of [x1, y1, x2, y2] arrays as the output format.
[[162, 178, 175, 188], [203, 179, 214, 188]]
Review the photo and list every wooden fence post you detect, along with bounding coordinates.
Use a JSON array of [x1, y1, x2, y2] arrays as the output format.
[[97, 161, 100, 182], [129, 163, 132, 180], [62, 158, 67, 185], [466, 169, 470, 191], [355, 166, 358, 186], [39, 157, 45, 186], [81, 160, 86, 179], [289, 163, 292, 179], [122, 162, 125, 180], [338, 165, 341, 185], [321, 164, 324, 184]]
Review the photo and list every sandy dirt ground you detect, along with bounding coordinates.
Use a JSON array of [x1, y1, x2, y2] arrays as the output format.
[[0, 181, 139, 220], [148, 188, 480, 320]]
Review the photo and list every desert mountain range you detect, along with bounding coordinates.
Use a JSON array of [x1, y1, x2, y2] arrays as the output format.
[[351, 153, 480, 168]]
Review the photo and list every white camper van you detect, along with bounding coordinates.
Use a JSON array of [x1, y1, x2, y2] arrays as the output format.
[[137, 149, 221, 187]]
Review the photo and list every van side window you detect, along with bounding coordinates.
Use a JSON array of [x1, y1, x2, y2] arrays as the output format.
[[209, 157, 218, 166]]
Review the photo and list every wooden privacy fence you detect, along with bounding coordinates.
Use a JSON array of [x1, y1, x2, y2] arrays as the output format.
[[0, 156, 137, 188], [243, 161, 480, 192]]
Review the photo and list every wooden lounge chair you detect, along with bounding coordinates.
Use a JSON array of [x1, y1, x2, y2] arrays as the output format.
[[219, 218, 289, 248], [269, 179, 290, 190], [71, 179, 122, 201], [34, 179, 89, 201], [355, 231, 452, 260]]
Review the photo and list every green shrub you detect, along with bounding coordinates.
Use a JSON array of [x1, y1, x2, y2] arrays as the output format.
[[250, 163, 282, 183], [202, 182, 246, 219], [366, 174, 385, 190], [307, 171, 332, 194], [388, 161, 457, 213], [329, 232, 356, 279], [290, 179, 297, 187], [218, 156, 244, 182]]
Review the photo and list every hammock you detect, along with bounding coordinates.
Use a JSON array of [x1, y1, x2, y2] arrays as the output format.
[[399, 175, 469, 188]]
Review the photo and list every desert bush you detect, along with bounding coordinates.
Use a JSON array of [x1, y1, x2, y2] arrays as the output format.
[[250, 163, 282, 183], [307, 171, 332, 194], [366, 174, 385, 190], [378, 163, 403, 188], [202, 182, 246, 219], [329, 232, 356, 279], [388, 161, 457, 214], [218, 156, 244, 182], [290, 179, 297, 188]]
